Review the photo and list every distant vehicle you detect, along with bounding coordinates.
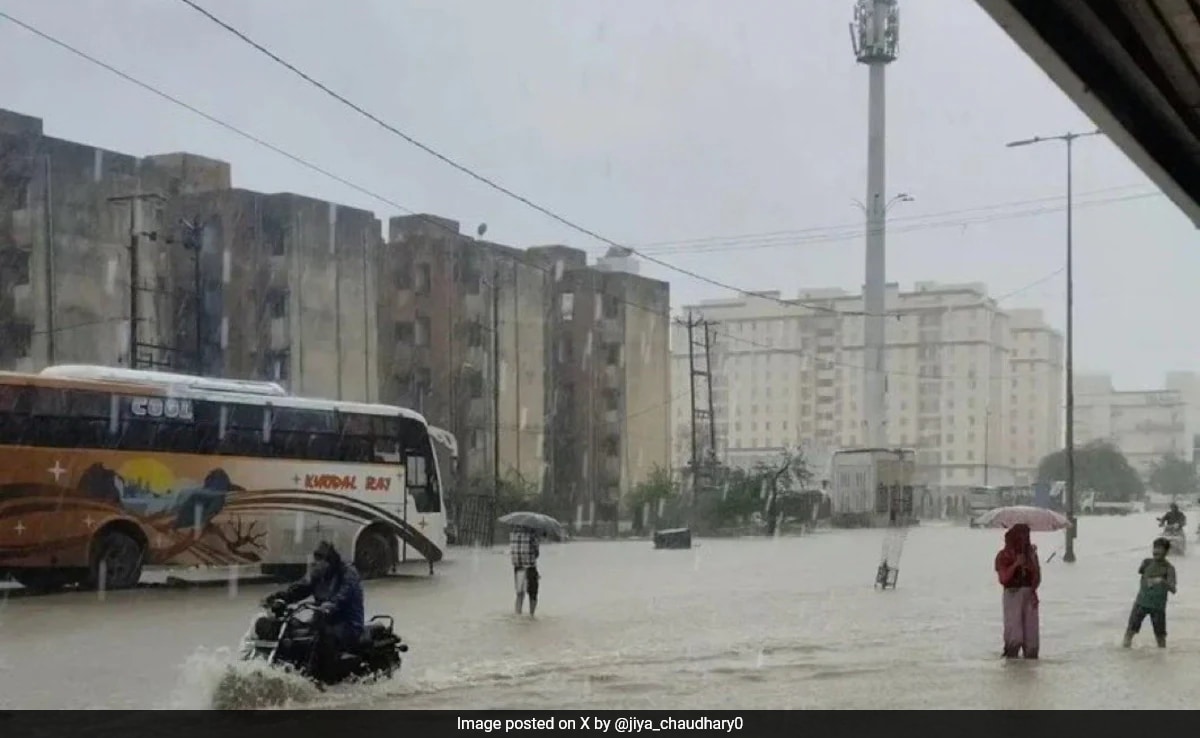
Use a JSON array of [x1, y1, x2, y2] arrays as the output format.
[[829, 447, 916, 528], [0, 365, 447, 592]]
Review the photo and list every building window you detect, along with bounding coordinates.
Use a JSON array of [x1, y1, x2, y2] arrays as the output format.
[[265, 350, 290, 381], [606, 343, 621, 366], [394, 321, 413, 344], [266, 289, 288, 319], [415, 316, 431, 347], [604, 295, 620, 319], [467, 370, 484, 399], [467, 321, 483, 348], [394, 263, 412, 290], [560, 293, 574, 321], [604, 389, 619, 412], [415, 263, 431, 295]]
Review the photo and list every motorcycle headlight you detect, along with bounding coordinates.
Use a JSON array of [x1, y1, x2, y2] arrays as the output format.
[[254, 616, 279, 641]]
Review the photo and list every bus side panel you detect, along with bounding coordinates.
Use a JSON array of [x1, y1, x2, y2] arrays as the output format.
[[0, 446, 437, 572]]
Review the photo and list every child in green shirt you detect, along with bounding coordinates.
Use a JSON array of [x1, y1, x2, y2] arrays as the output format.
[[1123, 537, 1177, 648]]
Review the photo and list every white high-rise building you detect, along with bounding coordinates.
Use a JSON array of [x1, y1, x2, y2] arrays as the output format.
[[1074, 372, 1198, 480], [671, 282, 1063, 491]]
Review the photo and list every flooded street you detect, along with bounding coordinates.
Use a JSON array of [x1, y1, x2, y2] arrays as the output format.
[[2, 514, 1198, 710]]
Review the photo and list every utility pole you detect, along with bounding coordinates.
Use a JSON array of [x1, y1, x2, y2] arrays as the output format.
[[851, 0, 900, 449], [677, 313, 717, 520], [178, 217, 204, 374], [701, 320, 719, 463], [108, 192, 165, 369], [1006, 128, 1102, 564]]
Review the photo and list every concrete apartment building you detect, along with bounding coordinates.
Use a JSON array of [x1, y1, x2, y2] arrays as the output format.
[[0, 108, 230, 372], [672, 281, 1063, 491], [381, 219, 671, 527], [0, 108, 380, 404], [1074, 372, 1199, 480], [165, 189, 381, 402], [381, 214, 552, 492], [543, 250, 671, 529], [0, 107, 674, 528]]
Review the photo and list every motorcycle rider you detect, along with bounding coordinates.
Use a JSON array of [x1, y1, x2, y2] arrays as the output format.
[[263, 540, 365, 678], [1159, 503, 1186, 533]]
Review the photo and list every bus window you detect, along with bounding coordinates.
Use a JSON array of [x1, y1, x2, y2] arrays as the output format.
[[29, 386, 69, 447], [67, 389, 113, 448], [271, 407, 336, 460], [337, 413, 374, 463], [220, 402, 265, 456], [192, 400, 222, 454], [115, 394, 198, 452], [372, 416, 401, 463], [406, 449, 441, 513], [0, 384, 31, 444]]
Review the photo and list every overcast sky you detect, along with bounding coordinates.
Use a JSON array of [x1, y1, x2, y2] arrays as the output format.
[[1, 0, 1196, 390]]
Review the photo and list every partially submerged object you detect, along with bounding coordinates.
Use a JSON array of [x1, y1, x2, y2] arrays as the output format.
[[874, 560, 898, 589], [653, 528, 692, 550]]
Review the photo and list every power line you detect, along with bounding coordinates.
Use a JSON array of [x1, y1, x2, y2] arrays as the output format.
[[169, 0, 923, 318], [630, 184, 1154, 250], [637, 191, 1161, 257], [0, 9, 1074, 342]]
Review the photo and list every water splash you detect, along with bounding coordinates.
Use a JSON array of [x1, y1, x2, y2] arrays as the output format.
[[169, 647, 319, 710]]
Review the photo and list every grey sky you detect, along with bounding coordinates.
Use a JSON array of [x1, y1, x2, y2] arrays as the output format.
[[1, 0, 1195, 389]]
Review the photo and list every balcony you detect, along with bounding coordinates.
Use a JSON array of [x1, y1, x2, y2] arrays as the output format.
[[269, 317, 288, 351], [10, 209, 34, 248], [11, 283, 32, 322], [598, 317, 623, 342], [268, 255, 288, 290]]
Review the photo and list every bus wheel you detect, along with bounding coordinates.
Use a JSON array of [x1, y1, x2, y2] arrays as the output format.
[[354, 529, 393, 580], [86, 529, 145, 591]]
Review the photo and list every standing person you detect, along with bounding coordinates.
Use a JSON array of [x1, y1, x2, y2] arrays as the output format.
[[994, 523, 1041, 659], [510, 525, 541, 617], [1123, 537, 1177, 649]]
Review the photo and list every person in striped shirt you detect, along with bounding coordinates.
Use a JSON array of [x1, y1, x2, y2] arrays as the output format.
[[510, 526, 541, 617]]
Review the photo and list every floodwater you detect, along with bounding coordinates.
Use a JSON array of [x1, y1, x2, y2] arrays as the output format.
[[0, 513, 1196, 709]]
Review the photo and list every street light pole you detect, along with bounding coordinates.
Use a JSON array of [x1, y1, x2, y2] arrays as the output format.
[[1006, 129, 1102, 564]]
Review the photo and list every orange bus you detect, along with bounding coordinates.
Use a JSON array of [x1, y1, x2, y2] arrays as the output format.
[[0, 365, 447, 592]]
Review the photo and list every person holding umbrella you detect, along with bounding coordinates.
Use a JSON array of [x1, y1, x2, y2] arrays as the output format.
[[994, 523, 1041, 659], [499, 511, 565, 618], [510, 524, 541, 617]]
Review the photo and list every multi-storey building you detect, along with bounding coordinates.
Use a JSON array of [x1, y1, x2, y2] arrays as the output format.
[[0, 107, 673, 530], [673, 282, 1063, 492], [1074, 372, 1197, 479], [0, 108, 230, 371], [540, 249, 671, 530], [1007, 308, 1064, 484], [382, 215, 552, 493], [165, 189, 381, 402]]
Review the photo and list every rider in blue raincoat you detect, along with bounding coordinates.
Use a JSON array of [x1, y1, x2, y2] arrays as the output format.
[[265, 541, 365, 672]]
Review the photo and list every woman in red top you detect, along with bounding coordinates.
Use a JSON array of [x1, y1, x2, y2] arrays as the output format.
[[994, 523, 1041, 659]]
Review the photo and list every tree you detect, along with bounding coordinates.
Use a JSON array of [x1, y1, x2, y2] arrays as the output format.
[[1149, 453, 1199, 500], [1036, 440, 1144, 502], [626, 466, 684, 531]]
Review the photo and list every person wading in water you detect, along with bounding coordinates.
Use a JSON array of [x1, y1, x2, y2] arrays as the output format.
[[994, 523, 1041, 659]]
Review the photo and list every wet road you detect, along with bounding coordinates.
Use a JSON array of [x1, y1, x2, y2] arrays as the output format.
[[1, 513, 1197, 709]]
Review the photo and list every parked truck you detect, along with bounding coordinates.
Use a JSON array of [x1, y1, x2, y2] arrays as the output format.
[[829, 447, 917, 528]]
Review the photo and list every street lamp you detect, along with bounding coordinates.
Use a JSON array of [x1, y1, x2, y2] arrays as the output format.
[[1006, 129, 1102, 564], [852, 192, 914, 214]]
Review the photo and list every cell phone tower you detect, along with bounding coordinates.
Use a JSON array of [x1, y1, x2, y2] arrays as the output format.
[[850, 0, 899, 448]]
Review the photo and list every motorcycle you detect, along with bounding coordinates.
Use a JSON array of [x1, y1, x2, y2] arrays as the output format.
[[238, 599, 408, 687], [1161, 523, 1187, 556]]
